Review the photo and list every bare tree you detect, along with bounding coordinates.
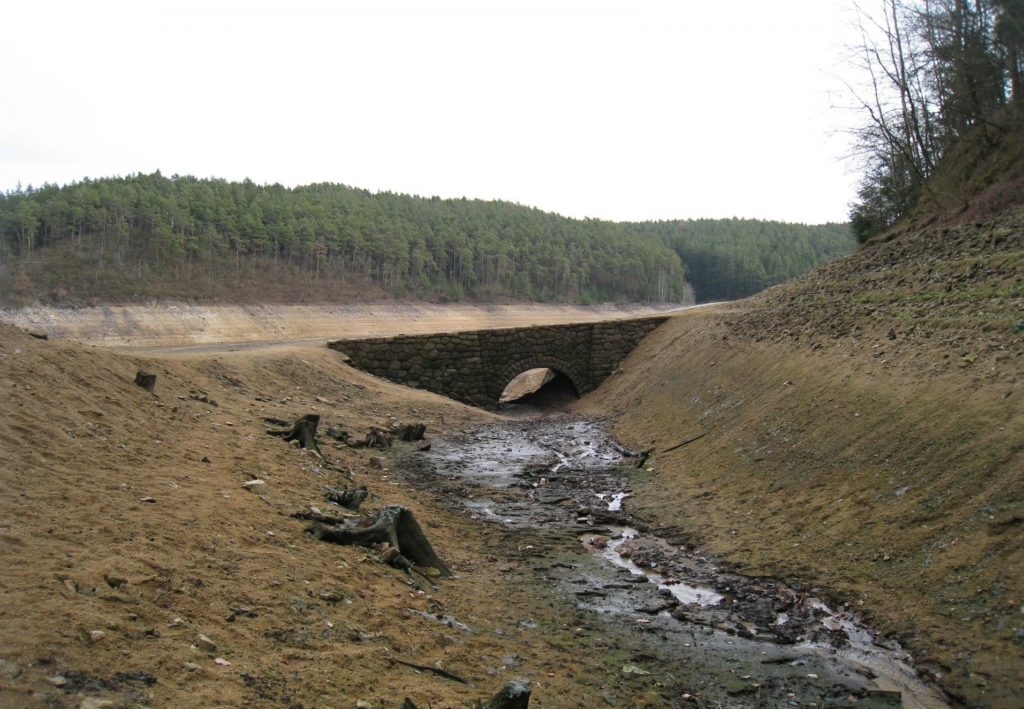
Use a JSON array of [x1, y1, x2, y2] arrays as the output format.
[[847, 0, 1016, 239]]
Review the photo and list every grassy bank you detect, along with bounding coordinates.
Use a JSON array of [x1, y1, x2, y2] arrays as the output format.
[[578, 209, 1024, 706]]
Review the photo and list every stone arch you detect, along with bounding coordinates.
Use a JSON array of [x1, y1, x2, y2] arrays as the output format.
[[491, 357, 589, 405]]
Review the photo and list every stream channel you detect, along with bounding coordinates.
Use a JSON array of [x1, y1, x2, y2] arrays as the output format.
[[394, 416, 951, 708]]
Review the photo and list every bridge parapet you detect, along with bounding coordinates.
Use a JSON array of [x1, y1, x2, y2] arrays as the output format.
[[328, 316, 668, 408]]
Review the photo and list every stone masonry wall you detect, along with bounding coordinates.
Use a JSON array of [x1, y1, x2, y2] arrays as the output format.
[[328, 316, 667, 408]]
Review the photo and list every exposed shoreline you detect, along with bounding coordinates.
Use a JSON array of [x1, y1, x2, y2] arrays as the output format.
[[0, 302, 701, 349]]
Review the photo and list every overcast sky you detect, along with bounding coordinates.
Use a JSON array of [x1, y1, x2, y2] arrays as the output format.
[[2, 0, 865, 224]]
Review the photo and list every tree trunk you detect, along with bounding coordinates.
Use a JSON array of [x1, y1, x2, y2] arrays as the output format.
[[309, 505, 450, 577], [266, 414, 323, 458]]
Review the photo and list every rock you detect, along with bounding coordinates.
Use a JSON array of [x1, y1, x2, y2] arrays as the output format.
[[139, 496, 157, 503], [482, 680, 532, 709], [356, 701, 374, 709], [621, 664, 651, 675], [103, 574, 127, 588], [168, 617, 185, 628], [201, 456, 212, 463], [326, 426, 350, 442], [0, 658, 22, 680], [316, 589, 345, 603], [241, 479, 266, 490], [47, 675, 68, 687], [183, 662, 202, 671], [79, 697, 116, 709], [189, 389, 218, 406], [213, 657, 231, 666], [87, 629, 106, 643], [196, 634, 217, 652]]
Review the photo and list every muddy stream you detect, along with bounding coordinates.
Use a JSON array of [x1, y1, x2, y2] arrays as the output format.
[[395, 417, 950, 708]]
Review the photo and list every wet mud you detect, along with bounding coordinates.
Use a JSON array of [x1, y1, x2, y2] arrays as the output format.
[[395, 417, 951, 708]]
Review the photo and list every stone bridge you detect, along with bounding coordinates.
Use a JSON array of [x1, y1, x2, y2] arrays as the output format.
[[328, 316, 668, 408]]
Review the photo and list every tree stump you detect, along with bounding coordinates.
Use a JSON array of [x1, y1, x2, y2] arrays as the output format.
[[309, 505, 450, 577], [266, 414, 323, 458], [324, 485, 368, 511], [394, 423, 427, 442], [481, 680, 531, 709], [364, 427, 394, 448], [134, 370, 156, 393]]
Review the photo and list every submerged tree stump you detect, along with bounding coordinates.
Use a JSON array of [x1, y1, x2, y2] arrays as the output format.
[[309, 505, 450, 577], [266, 414, 323, 458]]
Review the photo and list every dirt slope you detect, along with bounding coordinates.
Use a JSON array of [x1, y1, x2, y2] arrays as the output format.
[[0, 326, 663, 708], [578, 207, 1024, 707]]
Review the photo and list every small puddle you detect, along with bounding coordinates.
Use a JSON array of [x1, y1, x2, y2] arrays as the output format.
[[396, 417, 950, 708]]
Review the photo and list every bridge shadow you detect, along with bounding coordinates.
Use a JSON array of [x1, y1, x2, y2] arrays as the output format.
[[497, 367, 579, 417]]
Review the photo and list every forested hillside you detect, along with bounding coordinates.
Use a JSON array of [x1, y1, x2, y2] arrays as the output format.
[[848, 0, 1023, 238], [0, 173, 852, 305], [639, 219, 854, 301]]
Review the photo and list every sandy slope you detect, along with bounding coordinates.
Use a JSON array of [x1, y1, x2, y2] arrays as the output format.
[[0, 326, 667, 708]]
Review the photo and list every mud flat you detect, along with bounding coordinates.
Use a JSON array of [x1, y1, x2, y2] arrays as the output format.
[[394, 417, 951, 708]]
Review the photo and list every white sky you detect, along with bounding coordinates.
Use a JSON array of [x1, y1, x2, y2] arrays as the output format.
[[1, 0, 865, 224]]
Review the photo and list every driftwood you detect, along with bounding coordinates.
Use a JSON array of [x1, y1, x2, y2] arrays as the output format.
[[480, 680, 531, 709], [324, 485, 368, 511], [291, 510, 352, 525], [661, 431, 709, 453], [610, 441, 653, 468], [134, 371, 156, 392], [388, 656, 469, 684], [266, 414, 323, 458], [309, 505, 451, 577]]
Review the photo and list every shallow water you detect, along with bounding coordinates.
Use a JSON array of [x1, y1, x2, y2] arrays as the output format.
[[397, 417, 950, 708]]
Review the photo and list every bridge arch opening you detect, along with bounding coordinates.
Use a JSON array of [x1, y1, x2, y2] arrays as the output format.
[[498, 367, 580, 408]]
